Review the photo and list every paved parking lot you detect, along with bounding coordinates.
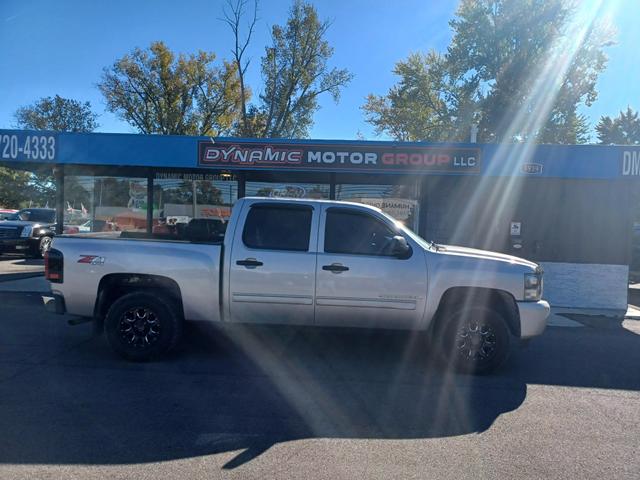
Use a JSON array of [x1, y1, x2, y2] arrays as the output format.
[[0, 289, 639, 479], [0, 255, 43, 281]]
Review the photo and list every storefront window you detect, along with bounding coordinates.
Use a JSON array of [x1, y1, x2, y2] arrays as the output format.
[[154, 173, 237, 238], [245, 181, 329, 199], [155, 178, 236, 218], [64, 176, 148, 235], [335, 183, 420, 231]]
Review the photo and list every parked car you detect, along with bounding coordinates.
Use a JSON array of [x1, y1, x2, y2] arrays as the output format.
[[43, 197, 549, 374], [0, 208, 61, 257]]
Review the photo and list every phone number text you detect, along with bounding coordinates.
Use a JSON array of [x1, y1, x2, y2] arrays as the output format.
[[1, 134, 56, 161]]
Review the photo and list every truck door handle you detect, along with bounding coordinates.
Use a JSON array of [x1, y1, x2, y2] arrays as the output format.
[[236, 258, 263, 267], [322, 263, 349, 273]]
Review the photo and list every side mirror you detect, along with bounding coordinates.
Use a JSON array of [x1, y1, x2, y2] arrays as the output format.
[[390, 235, 411, 258]]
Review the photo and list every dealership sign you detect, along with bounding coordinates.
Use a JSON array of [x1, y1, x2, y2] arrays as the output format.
[[198, 141, 481, 174], [622, 150, 640, 176]]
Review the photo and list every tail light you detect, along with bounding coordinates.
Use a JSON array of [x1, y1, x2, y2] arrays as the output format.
[[45, 248, 64, 283]]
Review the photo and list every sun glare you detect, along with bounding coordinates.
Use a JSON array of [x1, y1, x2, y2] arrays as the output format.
[[449, 0, 616, 249]]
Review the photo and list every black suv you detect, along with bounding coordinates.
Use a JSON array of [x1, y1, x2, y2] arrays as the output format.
[[0, 208, 57, 258]]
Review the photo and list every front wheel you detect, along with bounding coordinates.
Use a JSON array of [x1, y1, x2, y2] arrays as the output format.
[[29, 236, 52, 259], [105, 292, 183, 362], [436, 306, 511, 375]]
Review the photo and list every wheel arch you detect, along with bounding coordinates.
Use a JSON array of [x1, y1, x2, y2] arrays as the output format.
[[432, 286, 520, 337], [94, 273, 184, 321]]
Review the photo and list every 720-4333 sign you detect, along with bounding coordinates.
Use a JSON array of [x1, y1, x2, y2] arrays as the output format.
[[0, 134, 56, 161]]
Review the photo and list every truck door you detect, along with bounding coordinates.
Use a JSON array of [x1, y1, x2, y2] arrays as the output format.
[[228, 202, 318, 325], [315, 206, 427, 329]]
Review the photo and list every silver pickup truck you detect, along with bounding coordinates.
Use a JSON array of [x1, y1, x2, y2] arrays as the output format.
[[43, 197, 549, 373]]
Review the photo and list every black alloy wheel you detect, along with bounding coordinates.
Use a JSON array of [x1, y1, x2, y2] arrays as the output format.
[[105, 292, 182, 361], [438, 306, 511, 374], [118, 307, 161, 348]]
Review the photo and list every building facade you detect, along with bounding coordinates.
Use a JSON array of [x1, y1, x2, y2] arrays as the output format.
[[2, 129, 639, 314]]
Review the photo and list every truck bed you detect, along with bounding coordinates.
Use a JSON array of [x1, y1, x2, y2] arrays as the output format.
[[50, 236, 223, 322]]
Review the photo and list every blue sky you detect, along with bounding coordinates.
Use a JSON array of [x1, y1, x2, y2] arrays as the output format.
[[1, 0, 638, 141]]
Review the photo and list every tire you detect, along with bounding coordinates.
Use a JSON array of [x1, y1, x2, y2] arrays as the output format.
[[36, 236, 52, 258], [436, 305, 511, 375], [105, 291, 183, 362]]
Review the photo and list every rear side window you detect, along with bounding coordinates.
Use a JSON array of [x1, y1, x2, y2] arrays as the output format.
[[243, 204, 312, 251], [324, 209, 397, 256]]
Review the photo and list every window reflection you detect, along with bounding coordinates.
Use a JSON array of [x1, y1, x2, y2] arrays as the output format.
[[64, 176, 148, 235], [154, 179, 236, 220], [153, 176, 237, 238], [245, 182, 329, 199], [336, 183, 420, 230]]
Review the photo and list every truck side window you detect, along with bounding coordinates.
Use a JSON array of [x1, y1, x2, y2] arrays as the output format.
[[243, 204, 312, 251], [324, 209, 397, 256]]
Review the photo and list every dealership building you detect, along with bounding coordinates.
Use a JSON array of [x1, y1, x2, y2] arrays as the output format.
[[1, 128, 639, 315]]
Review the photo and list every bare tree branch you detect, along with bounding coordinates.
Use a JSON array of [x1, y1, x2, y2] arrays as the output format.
[[221, 0, 258, 133]]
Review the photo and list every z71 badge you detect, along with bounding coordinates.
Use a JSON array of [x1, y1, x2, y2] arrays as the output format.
[[77, 255, 105, 265]]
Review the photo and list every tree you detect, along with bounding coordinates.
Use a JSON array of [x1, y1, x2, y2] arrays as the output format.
[[448, 0, 611, 143], [98, 41, 243, 136], [221, 0, 258, 136], [197, 181, 224, 205], [14, 95, 99, 132], [220, 0, 352, 138], [0, 168, 32, 208], [537, 112, 591, 145], [364, 0, 612, 144], [596, 107, 640, 145], [362, 52, 478, 142], [0, 167, 57, 209], [7, 95, 99, 208], [258, 1, 353, 138]]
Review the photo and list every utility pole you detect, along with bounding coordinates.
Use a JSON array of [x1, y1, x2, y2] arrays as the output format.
[[470, 124, 479, 143]]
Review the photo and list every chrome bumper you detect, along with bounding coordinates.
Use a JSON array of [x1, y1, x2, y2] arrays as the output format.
[[517, 300, 550, 339], [42, 294, 66, 315]]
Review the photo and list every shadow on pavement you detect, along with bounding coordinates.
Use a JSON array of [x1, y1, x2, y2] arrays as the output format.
[[0, 295, 638, 469], [512, 315, 640, 391]]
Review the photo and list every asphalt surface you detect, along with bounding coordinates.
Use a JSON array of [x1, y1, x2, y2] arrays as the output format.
[[0, 255, 43, 282], [0, 291, 639, 479]]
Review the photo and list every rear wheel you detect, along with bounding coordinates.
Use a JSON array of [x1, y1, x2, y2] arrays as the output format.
[[437, 306, 511, 375], [105, 292, 183, 361]]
